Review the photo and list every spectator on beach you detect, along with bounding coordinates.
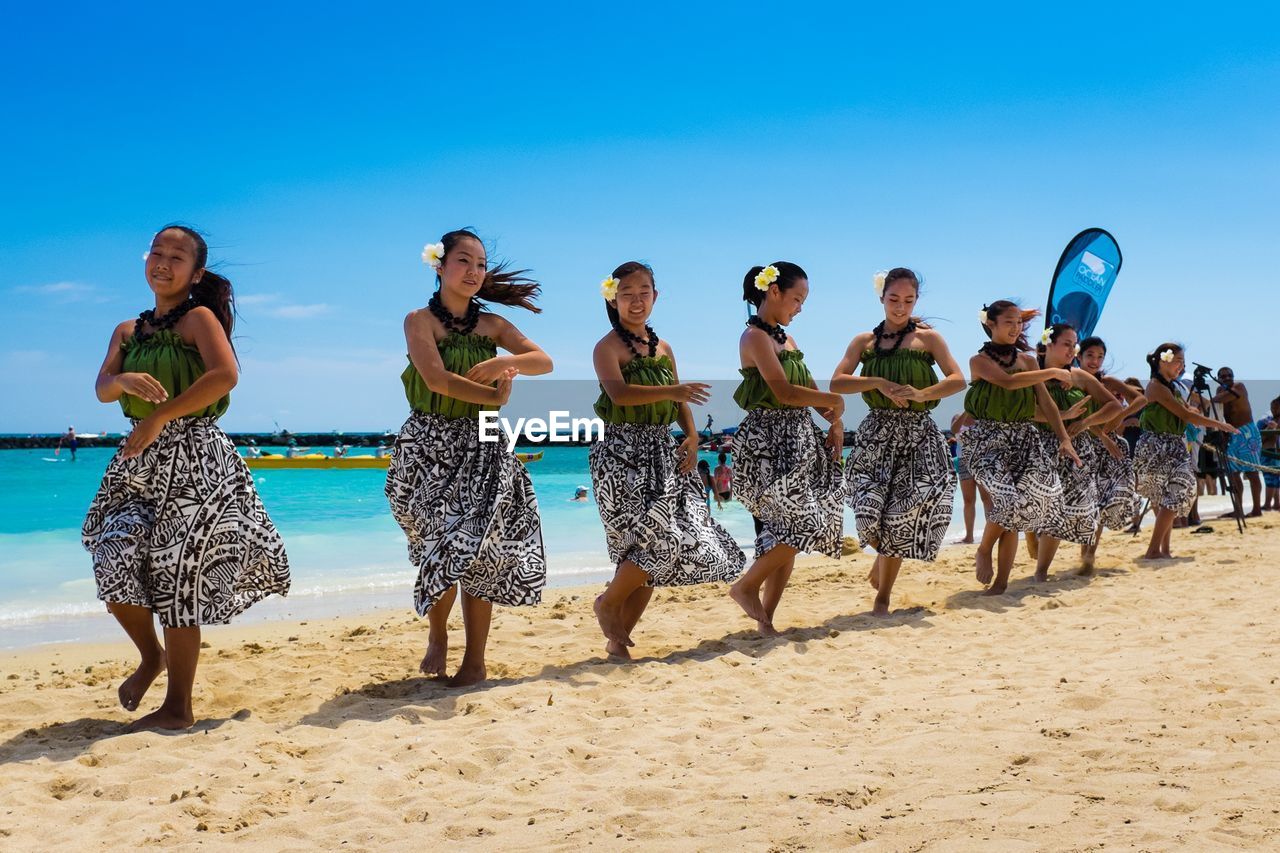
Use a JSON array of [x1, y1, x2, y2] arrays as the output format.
[[1213, 366, 1264, 517], [712, 451, 734, 509], [1260, 396, 1280, 510]]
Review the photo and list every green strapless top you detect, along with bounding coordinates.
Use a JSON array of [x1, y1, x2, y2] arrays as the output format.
[[1140, 388, 1186, 436], [402, 333, 498, 420], [963, 378, 1035, 423], [1038, 382, 1088, 431], [594, 355, 680, 425], [733, 350, 814, 411], [119, 330, 229, 420], [859, 348, 940, 412]]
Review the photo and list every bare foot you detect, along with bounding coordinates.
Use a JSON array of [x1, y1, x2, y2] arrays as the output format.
[[1033, 568, 1048, 582], [871, 601, 891, 618], [605, 639, 632, 660], [982, 582, 1008, 596], [867, 565, 879, 590], [118, 652, 165, 712], [1137, 551, 1165, 561], [957, 535, 975, 544], [447, 663, 486, 688], [729, 582, 769, 624], [1076, 564, 1095, 577], [975, 550, 994, 585], [419, 639, 447, 678], [755, 619, 781, 637], [124, 705, 193, 733], [593, 595, 633, 648], [1247, 509, 1264, 518]]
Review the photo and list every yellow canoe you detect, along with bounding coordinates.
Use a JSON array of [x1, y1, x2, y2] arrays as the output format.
[[244, 450, 543, 470]]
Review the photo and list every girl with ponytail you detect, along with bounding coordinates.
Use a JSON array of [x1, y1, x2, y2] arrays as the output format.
[[1075, 337, 1147, 571], [728, 262, 844, 635], [960, 301, 1079, 595], [588, 262, 745, 656], [385, 229, 553, 687], [82, 225, 290, 731], [1133, 343, 1236, 560], [1024, 324, 1123, 582], [830, 268, 966, 616]]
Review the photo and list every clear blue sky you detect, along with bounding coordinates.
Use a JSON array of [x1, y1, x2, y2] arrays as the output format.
[[2, 2, 1277, 432]]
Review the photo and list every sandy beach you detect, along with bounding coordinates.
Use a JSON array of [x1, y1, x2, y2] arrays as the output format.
[[3, 519, 1279, 850]]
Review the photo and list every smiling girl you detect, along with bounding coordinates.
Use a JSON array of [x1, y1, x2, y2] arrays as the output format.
[[831, 268, 966, 616], [82, 225, 290, 731], [589, 262, 745, 656], [961, 301, 1078, 595], [1134, 344, 1236, 560], [1026, 324, 1122, 581], [385, 229, 552, 687], [728, 262, 844, 635]]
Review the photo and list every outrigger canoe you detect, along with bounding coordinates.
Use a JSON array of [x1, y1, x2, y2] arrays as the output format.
[[245, 451, 544, 470]]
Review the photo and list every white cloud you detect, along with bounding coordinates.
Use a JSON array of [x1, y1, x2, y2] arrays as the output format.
[[236, 292, 331, 319], [11, 281, 112, 303]]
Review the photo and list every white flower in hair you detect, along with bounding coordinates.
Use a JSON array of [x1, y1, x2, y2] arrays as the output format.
[[754, 265, 779, 291], [1160, 349, 1176, 363], [1040, 328, 1053, 345], [1074, 344, 1081, 357], [873, 270, 888, 296], [421, 242, 446, 270], [142, 252, 150, 261], [978, 308, 989, 326], [600, 276, 620, 301]]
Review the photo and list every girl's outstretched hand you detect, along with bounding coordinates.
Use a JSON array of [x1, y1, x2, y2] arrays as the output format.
[[1063, 398, 1091, 422], [117, 372, 168, 404], [466, 356, 515, 385], [669, 382, 711, 405], [121, 415, 166, 459]]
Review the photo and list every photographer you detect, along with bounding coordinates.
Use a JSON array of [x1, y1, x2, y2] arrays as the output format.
[[1211, 366, 1264, 517]]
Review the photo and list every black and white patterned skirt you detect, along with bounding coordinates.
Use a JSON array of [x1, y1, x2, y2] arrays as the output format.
[[82, 417, 290, 628], [1133, 431, 1196, 517], [959, 419, 1063, 534], [1035, 430, 1099, 545], [843, 409, 955, 561], [386, 412, 546, 615], [588, 423, 745, 585], [1090, 433, 1141, 530], [733, 408, 843, 559]]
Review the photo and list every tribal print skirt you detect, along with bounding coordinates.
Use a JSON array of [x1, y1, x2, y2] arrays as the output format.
[[958, 419, 1063, 534], [1035, 430, 1099, 545], [386, 412, 545, 615], [82, 417, 290, 628], [1133, 432, 1196, 517]]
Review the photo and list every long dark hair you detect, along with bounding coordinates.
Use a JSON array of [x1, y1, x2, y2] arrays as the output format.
[[437, 228, 541, 313], [1036, 322, 1076, 368], [979, 300, 1039, 351], [742, 261, 807, 310], [157, 224, 235, 347], [603, 260, 655, 329]]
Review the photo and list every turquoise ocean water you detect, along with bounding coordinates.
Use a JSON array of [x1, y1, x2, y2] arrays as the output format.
[[0, 444, 978, 649]]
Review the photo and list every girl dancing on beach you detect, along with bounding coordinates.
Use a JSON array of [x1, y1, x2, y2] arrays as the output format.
[[830, 268, 965, 616], [1075, 336, 1146, 571], [1025, 324, 1122, 581], [589, 262, 745, 656], [385, 229, 552, 686], [1133, 344, 1236, 560], [960, 301, 1079, 595], [728, 262, 844, 635], [83, 225, 290, 731]]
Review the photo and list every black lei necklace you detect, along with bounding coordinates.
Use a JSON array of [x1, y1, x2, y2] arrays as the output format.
[[871, 319, 917, 355], [613, 318, 658, 359], [747, 314, 787, 345], [428, 292, 480, 336], [979, 341, 1019, 369], [134, 298, 197, 342]]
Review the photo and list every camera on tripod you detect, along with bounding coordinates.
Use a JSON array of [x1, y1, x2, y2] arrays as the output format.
[[1190, 362, 1215, 395]]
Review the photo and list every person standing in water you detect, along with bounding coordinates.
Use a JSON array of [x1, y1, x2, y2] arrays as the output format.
[[83, 225, 290, 731], [728, 262, 844, 635], [589, 261, 744, 657], [831, 268, 966, 616], [385, 229, 551, 687]]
